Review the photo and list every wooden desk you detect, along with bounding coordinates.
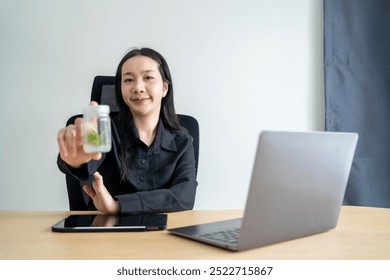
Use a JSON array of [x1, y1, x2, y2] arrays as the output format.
[[0, 206, 389, 260]]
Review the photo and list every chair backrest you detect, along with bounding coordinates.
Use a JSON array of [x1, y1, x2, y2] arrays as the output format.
[[65, 76, 200, 210]]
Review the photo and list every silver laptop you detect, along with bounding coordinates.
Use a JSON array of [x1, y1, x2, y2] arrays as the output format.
[[168, 130, 358, 251]]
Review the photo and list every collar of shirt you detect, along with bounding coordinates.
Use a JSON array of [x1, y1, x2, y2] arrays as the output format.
[[127, 119, 178, 155]]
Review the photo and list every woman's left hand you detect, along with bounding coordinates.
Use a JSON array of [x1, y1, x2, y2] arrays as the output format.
[[83, 172, 120, 214]]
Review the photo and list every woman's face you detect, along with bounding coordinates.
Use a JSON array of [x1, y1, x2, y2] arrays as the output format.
[[121, 55, 168, 119]]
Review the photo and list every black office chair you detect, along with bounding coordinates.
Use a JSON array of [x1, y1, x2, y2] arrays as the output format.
[[65, 76, 200, 210]]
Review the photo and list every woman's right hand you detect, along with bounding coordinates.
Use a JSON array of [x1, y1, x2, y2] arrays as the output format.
[[57, 117, 102, 168]]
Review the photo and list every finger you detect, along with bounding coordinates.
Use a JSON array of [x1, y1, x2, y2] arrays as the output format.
[[58, 125, 74, 156], [74, 117, 84, 145], [57, 128, 69, 157], [92, 172, 104, 193], [89, 101, 99, 106], [83, 185, 95, 199], [90, 152, 102, 161], [63, 125, 77, 157]]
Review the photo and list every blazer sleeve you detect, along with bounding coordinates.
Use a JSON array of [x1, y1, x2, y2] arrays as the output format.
[[57, 153, 106, 188]]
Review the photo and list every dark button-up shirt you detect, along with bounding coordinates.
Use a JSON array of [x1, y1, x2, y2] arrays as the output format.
[[57, 114, 198, 214]]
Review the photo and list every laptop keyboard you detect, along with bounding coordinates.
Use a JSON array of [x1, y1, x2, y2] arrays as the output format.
[[199, 227, 241, 245]]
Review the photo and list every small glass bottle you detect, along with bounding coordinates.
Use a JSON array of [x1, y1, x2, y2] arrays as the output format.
[[82, 105, 112, 153]]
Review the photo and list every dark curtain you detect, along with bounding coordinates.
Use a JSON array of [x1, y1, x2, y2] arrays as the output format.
[[324, 0, 390, 208]]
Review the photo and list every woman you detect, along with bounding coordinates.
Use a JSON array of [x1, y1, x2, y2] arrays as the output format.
[[57, 48, 198, 214]]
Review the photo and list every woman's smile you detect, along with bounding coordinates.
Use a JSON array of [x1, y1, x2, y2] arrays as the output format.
[[131, 96, 151, 104]]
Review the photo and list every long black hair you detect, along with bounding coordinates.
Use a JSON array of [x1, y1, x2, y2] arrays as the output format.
[[114, 48, 180, 181]]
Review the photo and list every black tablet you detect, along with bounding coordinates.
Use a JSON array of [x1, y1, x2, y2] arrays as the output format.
[[51, 213, 167, 232]]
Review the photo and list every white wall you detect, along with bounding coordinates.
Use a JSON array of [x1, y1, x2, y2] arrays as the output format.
[[0, 0, 324, 210]]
